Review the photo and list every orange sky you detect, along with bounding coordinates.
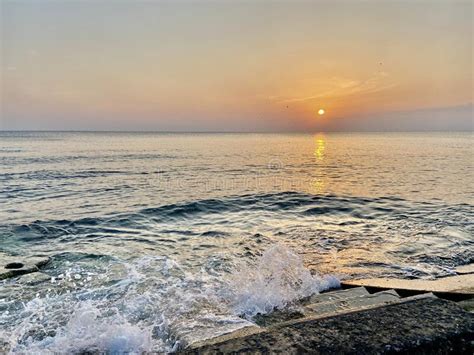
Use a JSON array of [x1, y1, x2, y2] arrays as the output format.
[[1, 1, 472, 131]]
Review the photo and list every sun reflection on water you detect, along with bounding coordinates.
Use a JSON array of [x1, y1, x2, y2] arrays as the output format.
[[312, 134, 327, 194], [314, 135, 326, 161], [311, 178, 326, 194]]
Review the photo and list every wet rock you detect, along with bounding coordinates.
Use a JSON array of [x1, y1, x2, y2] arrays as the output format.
[[17, 272, 51, 286], [5, 262, 24, 269], [0, 257, 51, 280]]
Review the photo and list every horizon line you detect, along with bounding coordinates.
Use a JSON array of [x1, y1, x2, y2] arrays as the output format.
[[0, 129, 473, 134]]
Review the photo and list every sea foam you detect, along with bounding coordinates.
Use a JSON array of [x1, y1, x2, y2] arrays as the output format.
[[223, 244, 340, 318], [2, 245, 339, 353], [22, 302, 152, 354]]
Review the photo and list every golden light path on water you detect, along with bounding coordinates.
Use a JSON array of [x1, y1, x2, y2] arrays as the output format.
[[312, 134, 326, 194]]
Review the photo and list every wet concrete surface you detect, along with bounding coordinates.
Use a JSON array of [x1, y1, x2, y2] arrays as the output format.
[[342, 274, 474, 297], [187, 298, 474, 354]]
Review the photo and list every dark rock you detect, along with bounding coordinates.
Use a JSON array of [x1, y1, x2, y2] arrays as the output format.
[[458, 299, 474, 313], [5, 262, 24, 269], [186, 298, 474, 354], [0, 257, 50, 280]]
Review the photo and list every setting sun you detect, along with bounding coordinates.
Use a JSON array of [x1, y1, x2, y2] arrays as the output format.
[[318, 109, 325, 116]]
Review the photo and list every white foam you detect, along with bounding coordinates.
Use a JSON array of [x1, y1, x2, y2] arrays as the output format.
[[20, 302, 152, 354], [2, 246, 339, 353], [223, 244, 340, 318]]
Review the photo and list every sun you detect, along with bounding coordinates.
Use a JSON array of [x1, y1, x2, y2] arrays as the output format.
[[318, 109, 325, 116]]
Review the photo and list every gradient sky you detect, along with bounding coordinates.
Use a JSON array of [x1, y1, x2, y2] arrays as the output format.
[[1, 0, 472, 131]]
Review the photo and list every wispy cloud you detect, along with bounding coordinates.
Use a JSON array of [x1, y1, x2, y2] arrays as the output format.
[[276, 71, 395, 104]]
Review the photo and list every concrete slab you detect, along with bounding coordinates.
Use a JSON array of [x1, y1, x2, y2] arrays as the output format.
[[187, 325, 263, 350], [286, 293, 436, 328], [254, 288, 371, 327], [305, 290, 400, 315], [306, 286, 369, 305], [342, 274, 474, 297], [253, 309, 305, 327], [254, 290, 437, 329], [456, 264, 474, 275], [187, 298, 474, 354]]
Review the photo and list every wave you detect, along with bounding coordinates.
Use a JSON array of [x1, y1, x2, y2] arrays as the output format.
[[13, 302, 153, 354], [1, 245, 337, 353], [1, 152, 179, 167], [222, 244, 339, 318], [4, 191, 472, 236], [1, 191, 472, 284]]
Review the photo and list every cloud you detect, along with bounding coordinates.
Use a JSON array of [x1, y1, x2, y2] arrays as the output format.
[[276, 71, 395, 104]]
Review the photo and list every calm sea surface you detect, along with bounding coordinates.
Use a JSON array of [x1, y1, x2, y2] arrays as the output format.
[[1, 132, 473, 352]]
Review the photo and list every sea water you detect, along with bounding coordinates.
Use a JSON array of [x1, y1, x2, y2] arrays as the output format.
[[0, 132, 472, 352]]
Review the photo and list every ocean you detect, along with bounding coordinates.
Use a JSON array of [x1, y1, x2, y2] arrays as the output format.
[[1, 132, 473, 352]]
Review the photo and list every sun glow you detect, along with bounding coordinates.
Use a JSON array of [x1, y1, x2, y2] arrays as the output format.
[[318, 109, 325, 116]]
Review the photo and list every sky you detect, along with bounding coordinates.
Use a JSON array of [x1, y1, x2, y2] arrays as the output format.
[[1, 0, 472, 132]]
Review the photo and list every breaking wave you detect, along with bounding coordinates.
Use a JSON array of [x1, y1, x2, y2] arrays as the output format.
[[16, 303, 153, 354], [1, 245, 338, 353], [223, 244, 339, 318]]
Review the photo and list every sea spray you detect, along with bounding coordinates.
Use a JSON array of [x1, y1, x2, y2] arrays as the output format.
[[2, 257, 162, 354], [223, 244, 340, 318], [20, 302, 153, 354], [2, 246, 339, 353]]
